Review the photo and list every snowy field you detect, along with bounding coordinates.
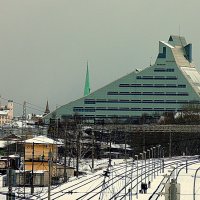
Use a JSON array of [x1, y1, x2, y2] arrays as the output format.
[[0, 157, 200, 199]]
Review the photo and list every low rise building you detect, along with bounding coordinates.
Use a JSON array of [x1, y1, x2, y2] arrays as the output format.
[[0, 100, 13, 126]]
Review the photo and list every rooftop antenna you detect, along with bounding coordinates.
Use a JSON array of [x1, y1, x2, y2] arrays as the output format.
[[179, 24, 181, 36]]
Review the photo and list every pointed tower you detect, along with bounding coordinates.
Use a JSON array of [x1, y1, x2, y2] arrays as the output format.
[[84, 62, 91, 96], [44, 100, 50, 116]]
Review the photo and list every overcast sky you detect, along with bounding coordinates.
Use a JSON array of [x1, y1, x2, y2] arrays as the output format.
[[0, 0, 200, 116]]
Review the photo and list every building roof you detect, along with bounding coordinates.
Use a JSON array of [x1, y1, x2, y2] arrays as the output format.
[[0, 110, 9, 115], [25, 135, 63, 145]]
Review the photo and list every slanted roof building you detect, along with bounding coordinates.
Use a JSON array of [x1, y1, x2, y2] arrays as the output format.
[[44, 35, 200, 122]]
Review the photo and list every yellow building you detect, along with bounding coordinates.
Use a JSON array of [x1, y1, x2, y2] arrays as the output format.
[[24, 135, 62, 174]]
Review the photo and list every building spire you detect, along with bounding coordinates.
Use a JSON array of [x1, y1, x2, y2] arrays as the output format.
[[84, 61, 91, 96], [44, 100, 50, 115]]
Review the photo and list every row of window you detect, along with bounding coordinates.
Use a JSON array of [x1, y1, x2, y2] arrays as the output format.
[[154, 68, 174, 72], [136, 76, 177, 80], [73, 107, 181, 112], [84, 99, 196, 104], [119, 84, 186, 88], [107, 92, 188, 96]]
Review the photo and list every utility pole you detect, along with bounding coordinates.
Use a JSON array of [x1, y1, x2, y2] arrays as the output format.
[[7, 168, 14, 200], [22, 101, 26, 199], [144, 151, 146, 184], [109, 131, 112, 166], [31, 142, 35, 194], [48, 150, 52, 200], [169, 131, 172, 158], [135, 155, 138, 199], [63, 129, 67, 182], [91, 131, 94, 172], [76, 129, 81, 178]]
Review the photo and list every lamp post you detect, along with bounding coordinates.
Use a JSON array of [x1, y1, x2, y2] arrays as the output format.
[[150, 148, 153, 181], [153, 147, 156, 178], [143, 151, 147, 184], [147, 149, 150, 183], [162, 147, 165, 173], [135, 155, 139, 199], [157, 145, 161, 175], [140, 152, 144, 184]]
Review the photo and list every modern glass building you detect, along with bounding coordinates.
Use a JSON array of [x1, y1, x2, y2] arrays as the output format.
[[44, 35, 200, 122]]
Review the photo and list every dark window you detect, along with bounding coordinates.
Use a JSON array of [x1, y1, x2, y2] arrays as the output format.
[[107, 92, 118, 95], [166, 76, 177, 80], [131, 84, 142, 87], [119, 107, 130, 111], [96, 107, 106, 111], [166, 100, 176, 103], [155, 92, 165, 95], [84, 99, 96, 104], [154, 68, 174, 72], [166, 84, 176, 88], [107, 99, 118, 103], [107, 107, 118, 111], [178, 84, 186, 88], [166, 92, 176, 96], [119, 84, 130, 87], [119, 100, 130, 102], [143, 92, 153, 95], [154, 76, 165, 80], [131, 100, 141, 103], [177, 93, 188, 96], [143, 100, 153, 103], [96, 99, 107, 103], [154, 100, 164, 103], [142, 108, 153, 111], [143, 84, 153, 87], [131, 108, 141, 111], [154, 84, 165, 87], [120, 92, 130, 95], [157, 47, 166, 58]]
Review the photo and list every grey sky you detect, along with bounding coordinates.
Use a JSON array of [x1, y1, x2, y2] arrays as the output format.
[[0, 0, 200, 116]]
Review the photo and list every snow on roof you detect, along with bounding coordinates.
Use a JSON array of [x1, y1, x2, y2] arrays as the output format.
[[0, 140, 16, 148], [160, 40, 174, 48], [0, 141, 7, 148], [25, 135, 63, 145], [0, 110, 9, 115], [111, 143, 131, 150]]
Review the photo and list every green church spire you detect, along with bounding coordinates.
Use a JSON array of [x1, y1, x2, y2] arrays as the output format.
[[84, 62, 91, 96]]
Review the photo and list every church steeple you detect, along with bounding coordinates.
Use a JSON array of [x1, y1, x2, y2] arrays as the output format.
[[44, 100, 50, 115], [84, 62, 91, 96]]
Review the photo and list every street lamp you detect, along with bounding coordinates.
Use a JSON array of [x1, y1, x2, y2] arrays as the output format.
[[147, 149, 150, 183], [143, 151, 147, 184], [157, 145, 161, 175], [135, 155, 139, 199], [153, 147, 156, 178], [162, 147, 165, 173], [140, 152, 144, 184], [150, 148, 153, 181]]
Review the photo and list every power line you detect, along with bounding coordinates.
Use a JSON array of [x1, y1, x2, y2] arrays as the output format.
[[0, 96, 45, 113]]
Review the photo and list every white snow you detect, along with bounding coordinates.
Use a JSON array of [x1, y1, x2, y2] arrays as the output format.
[[0, 157, 199, 199]]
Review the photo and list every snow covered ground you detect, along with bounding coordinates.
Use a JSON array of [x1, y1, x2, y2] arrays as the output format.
[[0, 157, 200, 200]]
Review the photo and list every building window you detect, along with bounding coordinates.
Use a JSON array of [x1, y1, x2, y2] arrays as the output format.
[[154, 68, 174, 72], [157, 47, 166, 58]]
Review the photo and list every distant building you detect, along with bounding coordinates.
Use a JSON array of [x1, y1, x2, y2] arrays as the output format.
[[0, 100, 13, 125], [44, 35, 200, 122], [43, 100, 50, 116]]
